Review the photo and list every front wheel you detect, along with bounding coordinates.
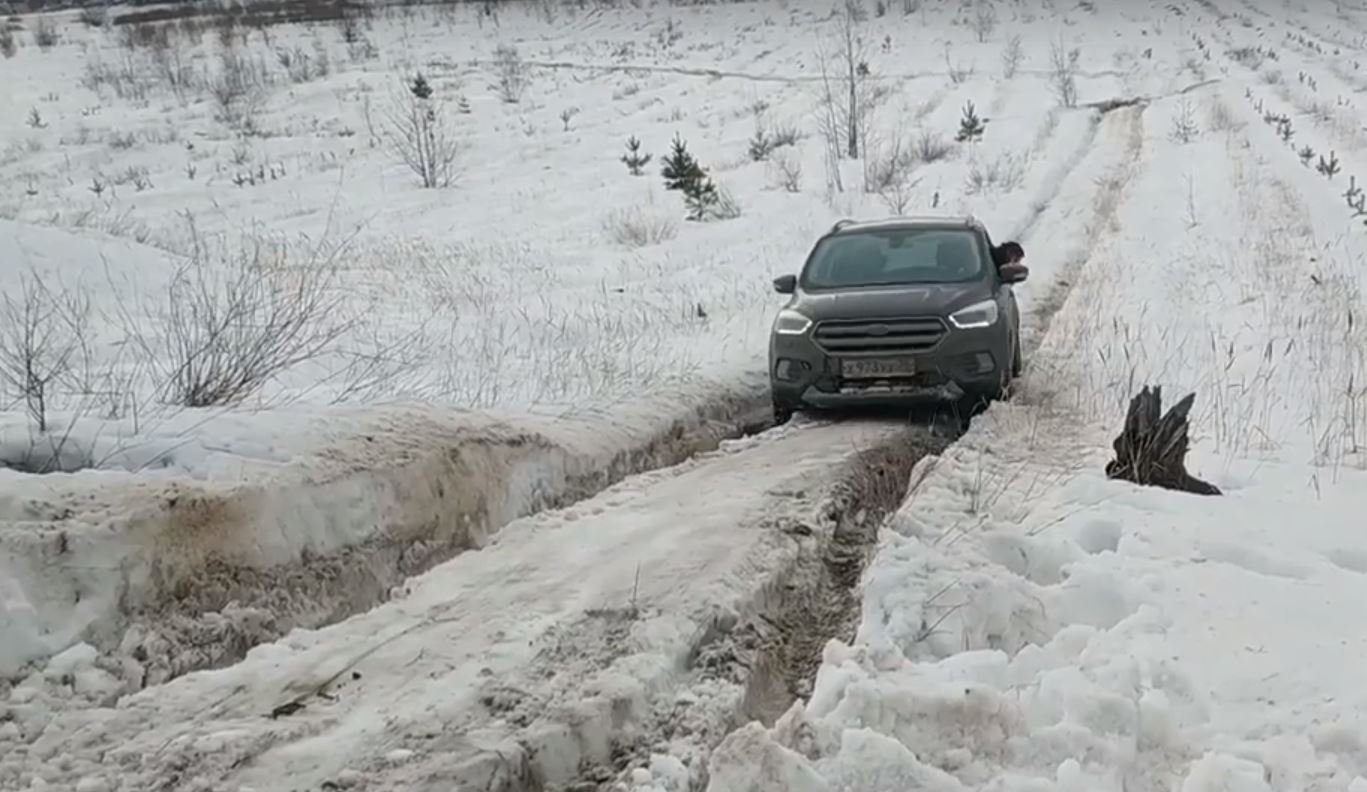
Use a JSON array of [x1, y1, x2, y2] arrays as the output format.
[[1011, 334, 1023, 378], [772, 396, 800, 426]]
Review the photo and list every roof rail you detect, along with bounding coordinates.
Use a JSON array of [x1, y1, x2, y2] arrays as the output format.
[[830, 218, 858, 234]]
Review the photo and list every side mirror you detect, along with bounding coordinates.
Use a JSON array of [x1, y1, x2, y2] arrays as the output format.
[[999, 262, 1028, 284], [773, 274, 797, 294]]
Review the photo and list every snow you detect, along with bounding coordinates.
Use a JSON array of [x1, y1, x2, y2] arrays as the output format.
[[5, 0, 1367, 790], [698, 1, 1367, 789], [0, 0, 1132, 685], [0, 417, 917, 790]]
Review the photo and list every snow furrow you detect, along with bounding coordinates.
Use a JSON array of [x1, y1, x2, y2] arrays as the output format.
[[1, 382, 770, 689], [2, 416, 953, 792]]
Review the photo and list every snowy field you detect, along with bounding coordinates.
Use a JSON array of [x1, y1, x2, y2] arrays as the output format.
[[6, 0, 1367, 790]]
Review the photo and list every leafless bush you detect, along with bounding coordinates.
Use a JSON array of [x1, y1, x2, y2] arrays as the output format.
[[0, 25, 15, 58], [31, 15, 58, 50], [602, 207, 678, 247], [82, 53, 153, 101], [126, 237, 353, 408], [768, 150, 803, 192], [969, 1, 997, 42], [1002, 34, 1024, 78], [492, 44, 530, 103], [965, 152, 1026, 194], [0, 272, 90, 434], [1049, 37, 1080, 108], [945, 42, 974, 84], [1206, 95, 1239, 132], [1169, 97, 1200, 143], [914, 129, 954, 163], [863, 133, 916, 193], [385, 90, 464, 188], [209, 51, 270, 130]]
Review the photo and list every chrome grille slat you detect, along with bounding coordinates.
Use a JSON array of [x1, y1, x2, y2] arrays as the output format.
[[813, 316, 946, 355]]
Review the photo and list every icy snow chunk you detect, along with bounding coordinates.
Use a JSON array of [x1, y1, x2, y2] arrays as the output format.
[[1348, 778, 1367, 792], [705, 723, 828, 792], [647, 753, 690, 792], [817, 728, 966, 792], [44, 643, 97, 680], [1179, 752, 1272, 792]]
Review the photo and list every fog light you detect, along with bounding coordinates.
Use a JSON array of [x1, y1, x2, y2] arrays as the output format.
[[775, 358, 810, 382], [974, 353, 995, 373]]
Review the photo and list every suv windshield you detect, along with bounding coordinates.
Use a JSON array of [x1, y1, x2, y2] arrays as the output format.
[[801, 228, 986, 289]]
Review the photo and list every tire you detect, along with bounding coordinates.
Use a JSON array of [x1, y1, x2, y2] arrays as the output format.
[[1011, 333, 1023, 379], [772, 397, 799, 426]]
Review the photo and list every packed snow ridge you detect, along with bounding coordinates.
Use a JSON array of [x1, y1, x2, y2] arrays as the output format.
[[6, 0, 1367, 791]]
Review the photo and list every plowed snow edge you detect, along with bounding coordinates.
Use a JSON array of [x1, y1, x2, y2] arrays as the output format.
[[0, 376, 771, 688]]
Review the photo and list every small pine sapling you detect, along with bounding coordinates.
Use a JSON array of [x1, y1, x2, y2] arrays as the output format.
[[621, 135, 651, 176], [1345, 176, 1366, 215], [748, 125, 774, 161], [1298, 145, 1316, 166], [410, 73, 433, 100], [1318, 150, 1341, 178], [955, 101, 986, 143], [1277, 117, 1294, 144], [683, 176, 720, 221], [661, 133, 705, 191]]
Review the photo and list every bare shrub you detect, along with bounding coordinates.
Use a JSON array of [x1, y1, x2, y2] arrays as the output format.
[[603, 207, 678, 247], [969, 1, 997, 42], [209, 51, 270, 130], [0, 271, 90, 434], [945, 42, 974, 84], [1169, 96, 1200, 143], [1001, 34, 1024, 78], [82, 53, 153, 101], [863, 133, 916, 193], [385, 89, 464, 188], [31, 15, 58, 50], [492, 44, 530, 103], [768, 150, 803, 192], [1206, 95, 1239, 132], [128, 237, 353, 409], [965, 152, 1026, 194], [0, 25, 15, 58], [1049, 37, 1080, 108], [914, 129, 954, 163]]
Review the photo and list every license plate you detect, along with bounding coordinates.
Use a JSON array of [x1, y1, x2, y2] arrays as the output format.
[[841, 357, 917, 378]]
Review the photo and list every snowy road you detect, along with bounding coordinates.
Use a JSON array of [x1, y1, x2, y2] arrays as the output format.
[[8, 416, 951, 791]]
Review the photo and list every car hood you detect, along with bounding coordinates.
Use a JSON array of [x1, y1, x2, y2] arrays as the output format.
[[792, 282, 989, 320]]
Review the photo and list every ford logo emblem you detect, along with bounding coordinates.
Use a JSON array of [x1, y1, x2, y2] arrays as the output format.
[[867, 324, 890, 336]]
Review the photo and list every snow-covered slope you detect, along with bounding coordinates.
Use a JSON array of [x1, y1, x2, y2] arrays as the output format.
[[698, 1, 1367, 789]]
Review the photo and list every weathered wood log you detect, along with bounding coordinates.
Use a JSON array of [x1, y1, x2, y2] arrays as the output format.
[[1105, 385, 1221, 496]]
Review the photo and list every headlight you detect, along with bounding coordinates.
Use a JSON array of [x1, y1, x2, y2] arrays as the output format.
[[948, 299, 999, 330], [774, 308, 813, 335]]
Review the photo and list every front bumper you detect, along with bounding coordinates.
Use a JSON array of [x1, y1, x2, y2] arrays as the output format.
[[769, 319, 1009, 407]]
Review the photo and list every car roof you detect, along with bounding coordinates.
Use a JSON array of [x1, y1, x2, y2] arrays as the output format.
[[825, 215, 986, 236]]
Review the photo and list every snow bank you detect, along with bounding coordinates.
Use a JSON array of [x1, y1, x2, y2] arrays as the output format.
[[698, 35, 1367, 792], [0, 371, 768, 682]]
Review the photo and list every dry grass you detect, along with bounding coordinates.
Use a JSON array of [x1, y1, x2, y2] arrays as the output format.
[[603, 207, 678, 247]]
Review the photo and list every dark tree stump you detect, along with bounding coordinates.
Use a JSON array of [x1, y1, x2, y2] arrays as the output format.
[[1105, 386, 1221, 496]]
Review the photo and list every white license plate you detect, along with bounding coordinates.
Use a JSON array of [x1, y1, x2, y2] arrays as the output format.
[[841, 357, 917, 378]]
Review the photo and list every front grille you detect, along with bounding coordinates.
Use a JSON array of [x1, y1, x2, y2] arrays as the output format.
[[812, 316, 947, 355]]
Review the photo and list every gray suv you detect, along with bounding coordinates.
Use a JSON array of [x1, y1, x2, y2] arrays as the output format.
[[768, 216, 1027, 424]]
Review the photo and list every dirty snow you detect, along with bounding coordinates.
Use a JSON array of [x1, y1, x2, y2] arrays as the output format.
[[5, 0, 1367, 791], [697, 2, 1367, 791]]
